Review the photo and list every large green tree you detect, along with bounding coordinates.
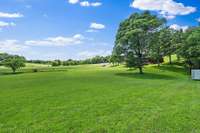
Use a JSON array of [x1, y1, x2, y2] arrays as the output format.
[[3, 55, 26, 73], [113, 11, 165, 74], [179, 27, 200, 70]]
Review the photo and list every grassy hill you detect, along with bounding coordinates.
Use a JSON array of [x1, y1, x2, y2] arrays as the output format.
[[0, 64, 200, 132]]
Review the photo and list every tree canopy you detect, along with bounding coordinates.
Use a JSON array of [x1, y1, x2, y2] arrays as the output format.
[[2, 55, 26, 73], [114, 11, 166, 74], [178, 27, 200, 69]]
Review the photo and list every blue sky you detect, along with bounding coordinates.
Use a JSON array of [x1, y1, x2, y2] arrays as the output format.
[[0, 0, 199, 60]]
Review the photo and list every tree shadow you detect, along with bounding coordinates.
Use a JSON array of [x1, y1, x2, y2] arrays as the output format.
[[153, 65, 188, 75], [115, 72, 176, 80], [0, 72, 24, 76]]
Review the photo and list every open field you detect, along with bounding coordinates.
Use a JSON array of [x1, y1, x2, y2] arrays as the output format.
[[0, 64, 200, 132]]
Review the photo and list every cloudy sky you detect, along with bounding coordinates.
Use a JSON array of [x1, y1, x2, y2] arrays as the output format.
[[0, 0, 199, 60]]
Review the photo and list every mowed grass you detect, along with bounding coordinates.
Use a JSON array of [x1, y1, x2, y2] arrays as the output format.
[[0, 64, 200, 132]]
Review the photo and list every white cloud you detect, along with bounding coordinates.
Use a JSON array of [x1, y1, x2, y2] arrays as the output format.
[[80, 1, 90, 7], [91, 2, 102, 7], [0, 12, 23, 18], [25, 34, 85, 46], [169, 24, 189, 31], [90, 22, 105, 30], [78, 50, 111, 59], [197, 18, 200, 22], [0, 21, 16, 29], [68, 0, 79, 4], [68, 0, 102, 7], [131, 0, 196, 19], [0, 40, 27, 53], [80, 1, 102, 7], [86, 29, 98, 33]]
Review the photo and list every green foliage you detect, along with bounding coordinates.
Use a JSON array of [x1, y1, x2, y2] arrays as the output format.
[[62, 56, 110, 66], [52, 60, 62, 67], [63, 59, 79, 66], [178, 27, 200, 69], [0, 53, 10, 61], [0, 53, 12, 66], [149, 28, 177, 66], [2, 55, 26, 73], [113, 11, 165, 74]]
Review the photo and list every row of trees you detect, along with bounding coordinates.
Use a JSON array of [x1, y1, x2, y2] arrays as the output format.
[[112, 11, 200, 74], [0, 53, 111, 73], [52, 56, 110, 66]]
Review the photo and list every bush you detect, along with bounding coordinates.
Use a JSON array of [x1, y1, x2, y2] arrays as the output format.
[[32, 69, 38, 73], [52, 60, 62, 67]]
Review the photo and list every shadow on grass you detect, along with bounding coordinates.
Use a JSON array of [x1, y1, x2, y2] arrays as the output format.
[[153, 65, 188, 75], [0, 72, 24, 76], [115, 72, 176, 80]]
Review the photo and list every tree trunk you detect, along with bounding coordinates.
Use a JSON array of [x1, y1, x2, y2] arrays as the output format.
[[198, 60, 200, 69], [139, 67, 143, 74], [169, 55, 172, 64], [189, 67, 192, 75], [177, 55, 180, 61], [12, 67, 16, 73], [157, 58, 160, 67]]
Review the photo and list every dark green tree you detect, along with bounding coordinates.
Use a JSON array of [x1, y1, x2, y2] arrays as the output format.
[[0, 53, 11, 66], [113, 11, 165, 74], [3, 55, 26, 73], [159, 28, 176, 64], [179, 27, 200, 70], [149, 30, 165, 67], [172, 29, 184, 61]]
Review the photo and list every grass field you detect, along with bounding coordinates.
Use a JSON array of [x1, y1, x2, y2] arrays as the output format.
[[0, 64, 200, 132]]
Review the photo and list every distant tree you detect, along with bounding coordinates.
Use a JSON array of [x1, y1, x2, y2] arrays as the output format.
[[52, 60, 62, 67], [172, 29, 184, 61], [3, 55, 26, 73], [149, 30, 165, 67], [179, 27, 200, 70], [110, 54, 119, 66], [113, 11, 165, 74], [159, 28, 176, 64], [27, 60, 51, 65]]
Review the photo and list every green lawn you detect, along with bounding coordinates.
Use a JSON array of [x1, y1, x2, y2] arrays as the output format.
[[0, 64, 200, 132]]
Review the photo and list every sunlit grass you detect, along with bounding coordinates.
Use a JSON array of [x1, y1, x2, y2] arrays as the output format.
[[0, 64, 199, 132]]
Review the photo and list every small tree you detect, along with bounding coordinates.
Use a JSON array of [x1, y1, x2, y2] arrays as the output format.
[[3, 55, 26, 73]]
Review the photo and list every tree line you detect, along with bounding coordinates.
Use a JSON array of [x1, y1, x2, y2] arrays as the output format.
[[0, 53, 111, 73], [112, 11, 200, 74], [29, 56, 111, 67]]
